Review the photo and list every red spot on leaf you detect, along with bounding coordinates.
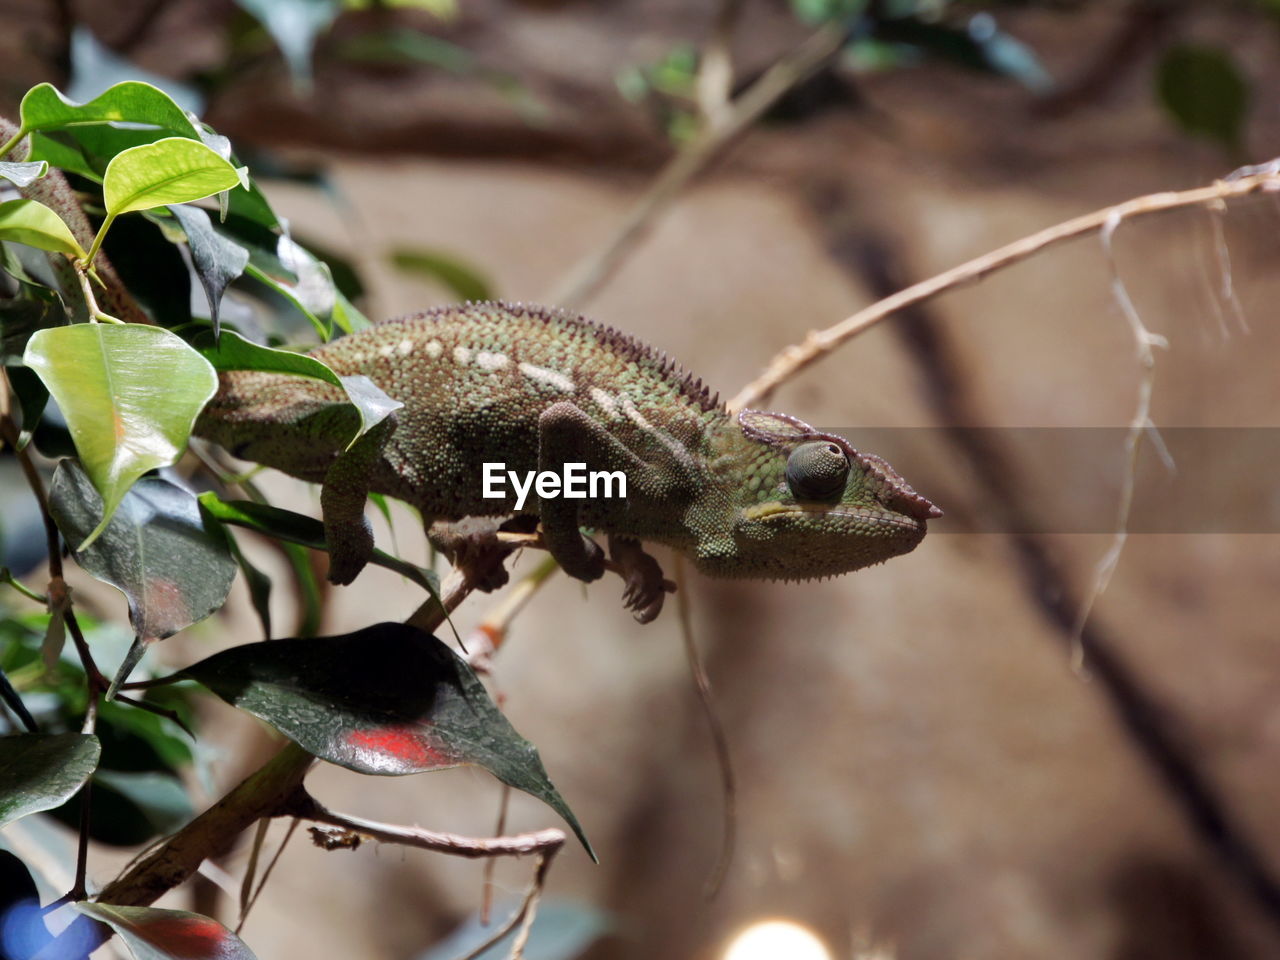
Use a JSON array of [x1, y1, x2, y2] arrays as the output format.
[[345, 725, 449, 770], [129, 914, 229, 958]]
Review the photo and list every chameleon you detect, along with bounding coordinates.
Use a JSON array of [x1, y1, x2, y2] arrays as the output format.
[[194, 301, 940, 622]]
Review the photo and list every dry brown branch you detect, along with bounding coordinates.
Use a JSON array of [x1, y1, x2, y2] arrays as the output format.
[[287, 791, 565, 861], [728, 166, 1280, 412]]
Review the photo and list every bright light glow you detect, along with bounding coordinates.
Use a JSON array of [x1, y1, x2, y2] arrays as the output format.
[[723, 919, 833, 960]]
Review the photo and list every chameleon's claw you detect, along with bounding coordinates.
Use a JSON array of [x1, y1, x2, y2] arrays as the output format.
[[609, 535, 666, 623]]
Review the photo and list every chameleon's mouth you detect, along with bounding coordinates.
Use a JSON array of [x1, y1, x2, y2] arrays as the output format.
[[742, 501, 928, 532]]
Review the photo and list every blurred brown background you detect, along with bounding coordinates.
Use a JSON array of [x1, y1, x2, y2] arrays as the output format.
[[5, 2, 1280, 958]]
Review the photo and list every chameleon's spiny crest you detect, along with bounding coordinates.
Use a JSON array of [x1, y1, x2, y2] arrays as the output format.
[[195, 301, 937, 620]]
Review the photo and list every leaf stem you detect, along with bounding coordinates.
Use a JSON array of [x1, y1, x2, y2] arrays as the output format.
[[83, 213, 115, 269], [74, 262, 123, 324], [0, 567, 48, 605], [0, 126, 27, 160]]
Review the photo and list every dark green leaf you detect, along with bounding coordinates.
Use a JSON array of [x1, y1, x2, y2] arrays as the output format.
[[211, 519, 274, 639], [0, 732, 100, 828], [180, 622, 593, 857], [100, 211, 192, 328], [0, 161, 48, 188], [168, 204, 250, 335], [24, 324, 218, 548], [195, 494, 437, 594], [199, 330, 401, 444], [1, 290, 66, 364], [1156, 45, 1249, 150], [0, 664, 37, 732], [5, 365, 49, 444], [389, 248, 494, 302], [75, 903, 257, 960], [48, 462, 237, 640]]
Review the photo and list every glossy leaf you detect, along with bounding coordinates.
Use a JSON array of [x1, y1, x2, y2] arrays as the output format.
[[17, 80, 198, 138], [48, 462, 237, 640], [1157, 45, 1249, 150], [199, 330, 401, 445], [390, 247, 494, 302], [168, 204, 250, 334], [0, 198, 86, 259], [234, 0, 343, 87], [23, 324, 218, 548], [0, 733, 100, 828], [0, 160, 49, 187], [195, 494, 437, 593], [181, 622, 593, 857], [74, 903, 258, 960], [104, 138, 245, 219]]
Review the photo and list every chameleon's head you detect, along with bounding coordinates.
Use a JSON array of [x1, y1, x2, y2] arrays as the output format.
[[695, 410, 941, 580]]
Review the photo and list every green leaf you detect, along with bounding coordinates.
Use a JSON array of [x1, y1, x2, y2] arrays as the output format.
[[0, 733, 100, 828], [1156, 45, 1249, 151], [0, 160, 49, 188], [180, 623, 594, 858], [168, 204, 250, 334], [0, 198, 87, 259], [389, 248, 494, 302], [0, 289, 66, 364], [104, 138, 246, 219], [23, 324, 219, 549], [195, 494, 437, 594], [233, 0, 343, 87], [199, 330, 401, 445], [48, 463, 237, 640], [18, 81, 199, 138], [74, 903, 258, 960]]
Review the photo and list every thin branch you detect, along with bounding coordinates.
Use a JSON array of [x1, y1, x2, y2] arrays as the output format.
[[728, 165, 1280, 412], [1067, 212, 1167, 669], [456, 853, 553, 960], [111, 693, 196, 740], [286, 790, 565, 861], [549, 22, 847, 309], [236, 818, 299, 935], [673, 555, 736, 898]]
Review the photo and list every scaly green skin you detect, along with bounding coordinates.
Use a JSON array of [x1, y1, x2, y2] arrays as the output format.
[[194, 301, 939, 620]]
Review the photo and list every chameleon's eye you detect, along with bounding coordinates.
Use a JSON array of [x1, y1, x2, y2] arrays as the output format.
[[785, 441, 849, 501]]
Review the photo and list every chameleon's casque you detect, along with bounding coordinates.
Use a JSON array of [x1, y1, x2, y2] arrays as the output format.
[[194, 301, 939, 621]]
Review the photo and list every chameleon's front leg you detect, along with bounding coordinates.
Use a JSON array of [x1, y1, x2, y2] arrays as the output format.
[[535, 402, 614, 583], [321, 415, 396, 585]]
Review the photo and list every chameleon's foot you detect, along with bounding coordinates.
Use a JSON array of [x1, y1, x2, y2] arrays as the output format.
[[608, 535, 666, 623], [429, 518, 515, 592], [326, 518, 374, 586]]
